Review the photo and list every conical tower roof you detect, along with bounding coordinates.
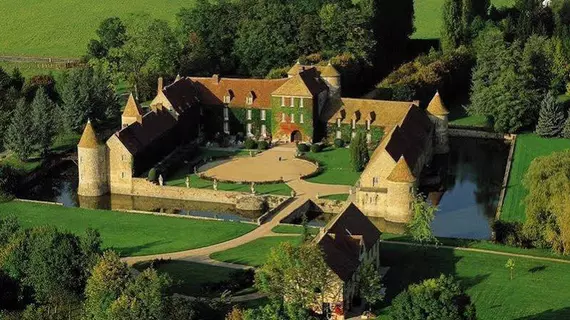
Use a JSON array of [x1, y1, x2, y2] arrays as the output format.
[[122, 93, 143, 118], [320, 62, 340, 77], [287, 61, 302, 76], [78, 120, 99, 149], [427, 91, 449, 116], [387, 156, 416, 183]]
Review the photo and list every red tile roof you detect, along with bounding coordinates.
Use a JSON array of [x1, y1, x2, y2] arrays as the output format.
[[189, 76, 289, 109]]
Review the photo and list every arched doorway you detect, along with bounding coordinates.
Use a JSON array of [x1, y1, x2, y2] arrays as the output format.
[[291, 130, 302, 143]]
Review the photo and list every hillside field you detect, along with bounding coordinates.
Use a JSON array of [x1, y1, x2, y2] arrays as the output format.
[[1, 0, 516, 58]]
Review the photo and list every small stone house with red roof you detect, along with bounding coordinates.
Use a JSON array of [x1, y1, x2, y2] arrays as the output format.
[[315, 203, 382, 319]]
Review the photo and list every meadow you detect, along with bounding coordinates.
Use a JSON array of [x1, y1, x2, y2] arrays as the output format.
[[500, 134, 570, 222], [412, 0, 516, 39], [210, 236, 303, 267], [0, 201, 256, 256]]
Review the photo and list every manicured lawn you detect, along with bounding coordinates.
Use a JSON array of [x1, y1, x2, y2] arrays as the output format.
[[413, 0, 515, 40], [320, 193, 349, 201], [378, 243, 570, 320], [0, 61, 70, 78], [0, 1, 193, 58], [210, 236, 303, 267], [133, 260, 251, 297], [303, 147, 361, 186], [501, 134, 570, 222], [271, 224, 320, 235], [0, 201, 257, 257]]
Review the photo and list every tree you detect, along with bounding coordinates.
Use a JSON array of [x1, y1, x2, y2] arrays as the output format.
[[359, 261, 384, 312], [441, 0, 463, 51], [350, 131, 369, 172], [0, 215, 19, 246], [96, 17, 127, 50], [255, 242, 335, 310], [523, 150, 570, 254], [4, 99, 34, 160], [30, 87, 56, 156], [505, 258, 515, 280], [59, 66, 119, 132], [407, 193, 439, 245], [390, 274, 476, 320], [243, 301, 315, 320], [84, 251, 131, 320], [535, 91, 565, 137], [108, 268, 171, 320], [562, 116, 570, 138]]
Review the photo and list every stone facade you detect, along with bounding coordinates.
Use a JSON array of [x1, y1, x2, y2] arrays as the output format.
[[77, 121, 109, 197]]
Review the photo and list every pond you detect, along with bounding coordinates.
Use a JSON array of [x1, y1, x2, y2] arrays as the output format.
[[16, 163, 263, 222], [420, 136, 509, 240]]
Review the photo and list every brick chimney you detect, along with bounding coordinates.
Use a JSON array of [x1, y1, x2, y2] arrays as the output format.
[[157, 77, 164, 94]]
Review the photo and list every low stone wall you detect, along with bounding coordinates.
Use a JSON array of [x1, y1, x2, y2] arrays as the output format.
[[449, 128, 516, 140], [495, 134, 518, 219], [312, 199, 346, 214], [131, 178, 244, 205], [280, 199, 314, 224], [257, 197, 294, 225]]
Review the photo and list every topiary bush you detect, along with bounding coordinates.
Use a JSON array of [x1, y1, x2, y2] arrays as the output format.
[[333, 138, 344, 148], [310, 144, 322, 153], [297, 143, 309, 152], [258, 140, 269, 150], [244, 138, 258, 150], [148, 168, 157, 183]]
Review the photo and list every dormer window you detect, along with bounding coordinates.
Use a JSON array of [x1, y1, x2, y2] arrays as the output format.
[[223, 90, 233, 104], [246, 91, 255, 105]]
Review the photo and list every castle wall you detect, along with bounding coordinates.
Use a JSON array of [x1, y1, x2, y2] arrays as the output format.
[[430, 114, 449, 154], [78, 145, 109, 196], [107, 135, 134, 195]]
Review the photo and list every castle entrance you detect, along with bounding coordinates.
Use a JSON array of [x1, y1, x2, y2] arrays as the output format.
[[291, 130, 302, 143]]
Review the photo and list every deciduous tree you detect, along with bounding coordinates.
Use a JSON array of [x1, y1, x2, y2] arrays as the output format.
[[407, 193, 439, 245]]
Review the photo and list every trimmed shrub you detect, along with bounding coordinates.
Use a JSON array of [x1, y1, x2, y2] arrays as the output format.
[[310, 144, 322, 153], [333, 138, 345, 148], [148, 168, 157, 182], [244, 138, 257, 150], [258, 140, 269, 150], [297, 143, 309, 152]]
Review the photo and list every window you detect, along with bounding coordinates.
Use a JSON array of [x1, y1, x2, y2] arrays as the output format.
[[246, 96, 253, 105], [281, 96, 285, 107], [291, 113, 295, 123], [351, 131, 356, 138], [372, 177, 379, 186], [121, 172, 125, 179], [223, 107, 229, 120], [261, 124, 266, 136], [367, 133, 372, 143], [261, 110, 266, 120], [223, 95, 231, 104], [122, 154, 128, 162], [366, 119, 371, 130], [223, 121, 229, 133], [247, 123, 252, 135], [281, 113, 286, 122], [300, 98, 304, 108], [300, 114, 304, 124], [336, 131, 341, 139], [247, 109, 252, 120], [351, 119, 356, 129], [337, 118, 341, 128], [290, 97, 295, 107]]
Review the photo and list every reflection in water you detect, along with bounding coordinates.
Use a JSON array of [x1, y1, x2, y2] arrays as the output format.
[[421, 137, 509, 239], [17, 163, 263, 222]]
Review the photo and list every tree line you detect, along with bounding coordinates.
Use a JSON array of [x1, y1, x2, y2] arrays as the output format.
[[86, 0, 415, 101]]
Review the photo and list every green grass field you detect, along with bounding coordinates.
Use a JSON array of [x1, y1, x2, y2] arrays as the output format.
[[303, 147, 361, 186], [412, 0, 515, 39], [320, 193, 349, 201], [377, 243, 570, 320], [133, 260, 252, 297], [500, 134, 570, 222], [0, 201, 256, 257], [0, 0, 192, 58], [210, 236, 303, 267], [271, 224, 320, 235]]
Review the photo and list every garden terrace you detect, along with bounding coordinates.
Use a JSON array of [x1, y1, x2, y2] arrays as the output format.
[[301, 147, 361, 186]]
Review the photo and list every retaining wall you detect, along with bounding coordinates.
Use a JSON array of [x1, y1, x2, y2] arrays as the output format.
[[449, 128, 516, 140], [495, 134, 518, 219]]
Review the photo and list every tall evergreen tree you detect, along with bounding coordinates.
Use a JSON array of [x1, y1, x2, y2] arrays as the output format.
[[562, 116, 570, 138], [535, 91, 565, 137], [442, 0, 463, 51], [30, 88, 56, 156], [4, 99, 34, 160], [350, 131, 369, 171]]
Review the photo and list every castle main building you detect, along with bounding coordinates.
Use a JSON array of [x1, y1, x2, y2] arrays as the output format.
[[77, 63, 449, 222]]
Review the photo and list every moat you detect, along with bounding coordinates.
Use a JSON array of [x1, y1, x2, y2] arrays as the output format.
[[17, 137, 509, 239]]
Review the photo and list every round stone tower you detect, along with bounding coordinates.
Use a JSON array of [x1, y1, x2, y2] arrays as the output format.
[[426, 91, 450, 154], [320, 62, 341, 97], [386, 156, 416, 223], [77, 120, 109, 197]]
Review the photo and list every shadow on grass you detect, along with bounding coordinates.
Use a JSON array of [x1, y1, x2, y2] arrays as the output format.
[[112, 240, 169, 257], [516, 308, 570, 320], [528, 265, 546, 273]]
